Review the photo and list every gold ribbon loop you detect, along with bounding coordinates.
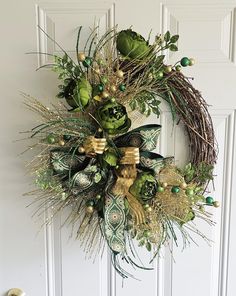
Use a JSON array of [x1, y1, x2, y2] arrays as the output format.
[[119, 147, 140, 164], [83, 136, 107, 156]]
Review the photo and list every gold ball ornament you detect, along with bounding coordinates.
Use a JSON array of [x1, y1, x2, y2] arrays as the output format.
[[110, 85, 117, 93], [94, 67, 101, 74], [102, 91, 109, 98], [180, 182, 187, 189], [162, 182, 168, 188], [165, 65, 172, 73], [78, 52, 86, 62], [189, 58, 195, 66], [98, 127, 103, 132], [86, 206, 94, 214], [78, 146, 85, 153], [146, 206, 153, 212], [148, 73, 153, 80], [93, 95, 102, 102], [213, 201, 220, 208], [61, 192, 67, 200], [59, 140, 65, 146], [116, 69, 124, 78]]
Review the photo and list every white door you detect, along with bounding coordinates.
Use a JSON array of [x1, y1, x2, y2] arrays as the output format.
[[0, 0, 235, 296]]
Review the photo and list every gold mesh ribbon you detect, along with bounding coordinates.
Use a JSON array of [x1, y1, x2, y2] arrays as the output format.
[[158, 165, 185, 185], [113, 147, 146, 225]]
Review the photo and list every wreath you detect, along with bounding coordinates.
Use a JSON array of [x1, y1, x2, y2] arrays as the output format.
[[24, 27, 219, 279]]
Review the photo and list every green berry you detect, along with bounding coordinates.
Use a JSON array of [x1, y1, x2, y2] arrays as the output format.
[[97, 59, 104, 65], [47, 134, 56, 144], [143, 230, 151, 237], [157, 186, 164, 193], [176, 65, 182, 71], [156, 71, 164, 79], [180, 57, 190, 67], [186, 188, 194, 196]]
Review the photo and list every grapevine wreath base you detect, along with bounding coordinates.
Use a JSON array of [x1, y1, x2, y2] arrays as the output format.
[[23, 26, 219, 278]]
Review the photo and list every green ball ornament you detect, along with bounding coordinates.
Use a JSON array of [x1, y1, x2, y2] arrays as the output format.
[[86, 200, 95, 207], [180, 57, 190, 67], [206, 196, 214, 205], [98, 84, 104, 92], [171, 186, 180, 194], [119, 84, 126, 91], [47, 134, 56, 144], [63, 134, 71, 141], [110, 97, 116, 103], [157, 186, 164, 193], [82, 57, 92, 68], [96, 194, 101, 200]]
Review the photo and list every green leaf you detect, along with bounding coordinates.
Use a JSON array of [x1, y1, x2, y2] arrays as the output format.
[[138, 239, 146, 247], [62, 54, 68, 63], [146, 242, 152, 252], [56, 92, 65, 98], [131, 229, 137, 239], [164, 31, 171, 42], [170, 35, 179, 43], [155, 54, 165, 66], [129, 99, 137, 110], [137, 232, 144, 240], [169, 44, 178, 51], [74, 66, 81, 77]]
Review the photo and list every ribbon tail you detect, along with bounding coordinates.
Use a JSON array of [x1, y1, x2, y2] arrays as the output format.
[[103, 173, 126, 254], [126, 192, 146, 225]]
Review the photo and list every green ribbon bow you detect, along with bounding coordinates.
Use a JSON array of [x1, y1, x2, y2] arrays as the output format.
[[50, 124, 165, 254]]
